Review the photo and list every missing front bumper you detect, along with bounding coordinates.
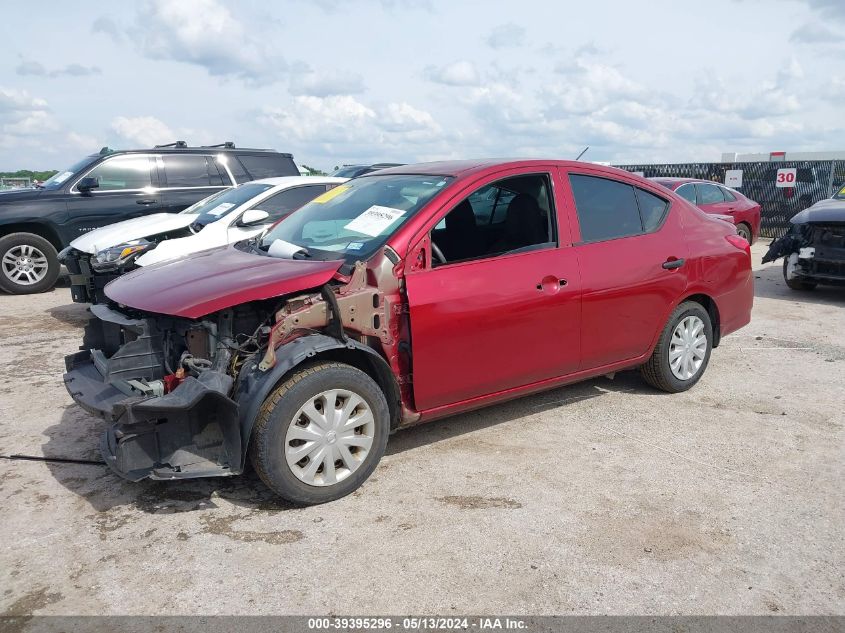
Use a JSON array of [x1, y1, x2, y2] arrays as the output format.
[[64, 351, 241, 481]]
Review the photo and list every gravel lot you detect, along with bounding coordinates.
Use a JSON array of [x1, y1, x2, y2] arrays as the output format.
[[1, 240, 843, 616]]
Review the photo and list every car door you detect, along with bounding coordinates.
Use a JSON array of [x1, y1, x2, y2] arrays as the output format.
[[404, 168, 581, 412], [64, 154, 162, 239], [227, 184, 331, 243], [158, 154, 231, 213], [564, 168, 689, 369]]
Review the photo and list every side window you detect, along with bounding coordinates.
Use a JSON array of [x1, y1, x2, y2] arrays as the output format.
[[569, 174, 642, 242], [432, 173, 555, 265], [226, 156, 250, 183], [676, 184, 697, 203], [720, 187, 737, 201], [253, 185, 327, 221], [81, 155, 153, 191], [696, 183, 725, 204], [162, 155, 214, 187], [635, 188, 669, 232], [238, 154, 295, 179]]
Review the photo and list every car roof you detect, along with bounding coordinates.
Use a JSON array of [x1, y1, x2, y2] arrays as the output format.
[[650, 177, 731, 188], [366, 159, 639, 179], [86, 147, 291, 158], [249, 176, 349, 188]]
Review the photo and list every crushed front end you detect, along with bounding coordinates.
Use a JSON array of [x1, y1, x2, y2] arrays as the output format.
[[764, 222, 845, 286]]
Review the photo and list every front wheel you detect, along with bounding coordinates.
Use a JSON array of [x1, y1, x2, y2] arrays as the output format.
[[249, 361, 390, 505], [641, 301, 713, 393], [0, 232, 60, 294], [782, 258, 817, 291]]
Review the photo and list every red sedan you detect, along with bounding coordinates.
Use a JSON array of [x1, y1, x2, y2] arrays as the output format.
[[651, 178, 761, 243], [65, 160, 753, 504]]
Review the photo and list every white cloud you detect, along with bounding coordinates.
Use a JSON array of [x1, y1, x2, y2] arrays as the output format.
[[424, 61, 481, 86], [16, 59, 101, 78], [110, 115, 175, 147], [790, 22, 843, 43], [289, 68, 366, 97], [485, 23, 525, 49]]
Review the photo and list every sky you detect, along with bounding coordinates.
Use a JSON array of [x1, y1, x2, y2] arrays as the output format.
[[1, 0, 844, 172]]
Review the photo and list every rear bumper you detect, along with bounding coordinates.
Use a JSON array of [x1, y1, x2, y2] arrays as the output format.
[[64, 350, 241, 481]]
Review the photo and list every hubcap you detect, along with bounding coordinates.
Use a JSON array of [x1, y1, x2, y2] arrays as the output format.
[[2, 244, 49, 286], [669, 315, 707, 381], [284, 389, 375, 487]]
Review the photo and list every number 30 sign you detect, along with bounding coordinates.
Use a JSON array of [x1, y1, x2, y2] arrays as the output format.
[[775, 168, 797, 187]]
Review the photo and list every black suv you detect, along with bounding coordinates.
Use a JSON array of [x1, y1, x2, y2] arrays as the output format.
[[0, 142, 298, 294]]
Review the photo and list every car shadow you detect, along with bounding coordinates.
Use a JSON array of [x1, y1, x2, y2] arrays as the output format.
[[753, 260, 845, 306], [46, 301, 90, 328], [42, 371, 654, 514]]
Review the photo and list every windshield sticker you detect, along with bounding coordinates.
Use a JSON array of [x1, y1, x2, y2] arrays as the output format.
[[311, 185, 350, 204], [347, 241, 364, 250], [343, 205, 405, 237], [839, 185, 845, 197], [267, 239, 307, 259], [53, 171, 73, 184], [208, 202, 235, 217]]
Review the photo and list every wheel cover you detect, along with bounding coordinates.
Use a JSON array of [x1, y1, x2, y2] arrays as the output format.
[[2, 244, 49, 285], [668, 315, 707, 381], [284, 388, 375, 487]]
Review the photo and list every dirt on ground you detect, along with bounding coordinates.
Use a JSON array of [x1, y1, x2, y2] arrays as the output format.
[[0, 240, 843, 615]]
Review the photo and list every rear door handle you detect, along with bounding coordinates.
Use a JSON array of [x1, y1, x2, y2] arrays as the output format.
[[136, 199, 157, 205], [662, 258, 685, 270]]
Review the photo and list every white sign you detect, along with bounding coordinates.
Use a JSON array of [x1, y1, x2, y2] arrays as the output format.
[[344, 205, 405, 237], [207, 202, 235, 217], [725, 170, 743, 188], [775, 168, 797, 188]]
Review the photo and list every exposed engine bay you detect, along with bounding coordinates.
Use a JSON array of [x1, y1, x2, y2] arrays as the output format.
[[63, 253, 411, 481]]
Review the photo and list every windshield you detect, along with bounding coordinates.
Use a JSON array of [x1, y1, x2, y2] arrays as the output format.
[[40, 156, 98, 189], [261, 174, 452, 262], [181, 182, 274, 227], [331, 166, 367, 178]]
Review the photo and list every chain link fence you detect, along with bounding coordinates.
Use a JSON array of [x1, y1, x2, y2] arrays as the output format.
[[615, 160, 845, 239]]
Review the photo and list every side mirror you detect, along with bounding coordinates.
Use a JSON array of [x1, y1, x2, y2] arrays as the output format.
[[77, 176, 99, 193], [239, 209, 270, 226]]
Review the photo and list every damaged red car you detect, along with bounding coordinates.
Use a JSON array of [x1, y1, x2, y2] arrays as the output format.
[[64, 160, 753, 504]]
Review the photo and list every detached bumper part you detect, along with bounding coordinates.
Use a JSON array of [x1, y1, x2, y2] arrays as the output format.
[[64, 351, 241, 481]]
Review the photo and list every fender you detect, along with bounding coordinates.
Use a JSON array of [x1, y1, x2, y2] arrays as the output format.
[[234, 333, 401, 468]]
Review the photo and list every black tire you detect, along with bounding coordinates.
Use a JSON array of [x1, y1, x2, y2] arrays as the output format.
[[0, 232, 60, 294], [249, 361, 390, 505], [782, 258, 817, 291], [736, 223, 752, 244], [641, 301, 713, 393]]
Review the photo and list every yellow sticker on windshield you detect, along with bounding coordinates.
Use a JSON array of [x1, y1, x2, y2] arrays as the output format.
[[839, 185, 845, 196], [311, 185, 350, 204]]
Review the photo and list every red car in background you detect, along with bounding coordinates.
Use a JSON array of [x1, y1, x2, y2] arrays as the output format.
[[651, 178, 761, 243], [64, 160, 753, 504]]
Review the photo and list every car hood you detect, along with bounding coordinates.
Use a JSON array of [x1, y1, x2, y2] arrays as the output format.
[[70, 213, 196, 254], [105, 246, 344, 319], [790, 198, 845, 224], [0, 188, 43, 202]]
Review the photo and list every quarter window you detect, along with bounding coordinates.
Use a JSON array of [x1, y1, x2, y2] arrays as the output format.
[[696, 183, 725, 204], [635, 188, 670, 232], [81, 155, 153, 191], [720, 187, 737, 201]]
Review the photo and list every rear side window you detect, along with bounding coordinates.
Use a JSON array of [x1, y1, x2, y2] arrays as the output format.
[[162, 155, 217, 187], [675, 184, 696, 203], [254, 185, 329, 221], [226, 156, 250, 183], [569, 175, 642, 242], [237, 154, 299, 179], [696, 183, 725, 204], [635, 188, 669, 232]]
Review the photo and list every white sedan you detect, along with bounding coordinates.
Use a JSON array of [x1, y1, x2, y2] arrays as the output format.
[[61, 176, 347, 303]]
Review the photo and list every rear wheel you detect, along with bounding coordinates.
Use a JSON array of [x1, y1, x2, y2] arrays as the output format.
[[249, 361, 390, 505], [736, 223, 752, 244], [782, 258, 817, 291], [641, 301, 713, 393], [0, 232, 60, 294]]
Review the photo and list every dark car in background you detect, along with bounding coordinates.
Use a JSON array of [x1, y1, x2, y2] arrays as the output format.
[[0, 142, 298, 294], [330, 163, 404, 178], [651, 178, 761, 243]]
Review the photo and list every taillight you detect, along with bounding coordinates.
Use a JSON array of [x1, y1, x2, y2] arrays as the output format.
[[726, 234, 751, 256]]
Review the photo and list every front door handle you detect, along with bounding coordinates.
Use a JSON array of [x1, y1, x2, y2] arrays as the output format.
[[662, 258, 685, 270], [536, 276, 568, 292], [136, 199, 157, 205]]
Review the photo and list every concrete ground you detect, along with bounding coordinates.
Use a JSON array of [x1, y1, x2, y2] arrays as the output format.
[[0, 240, 842, 616]]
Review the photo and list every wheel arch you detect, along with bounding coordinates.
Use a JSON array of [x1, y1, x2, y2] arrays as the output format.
[[0, 222, 64, 252], [236, 333, 401, 468], [679, 292, 721, 348]]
